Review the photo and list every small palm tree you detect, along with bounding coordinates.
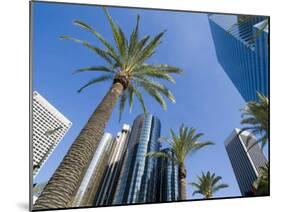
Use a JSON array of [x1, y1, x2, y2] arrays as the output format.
[[240, 92, 269, 149], [33, 8, 182, 210], [190, 171, 228, 199], [253, 163, 269, 196], [147, 125, 214, 200]]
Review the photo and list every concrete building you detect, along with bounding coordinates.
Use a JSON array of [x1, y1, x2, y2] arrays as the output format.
[[208, 14, 269, 102], [94, 124, 131, 206], [32, 91, 72, 177], [70, 133, 114, 207], [224, 128, 268, 196]]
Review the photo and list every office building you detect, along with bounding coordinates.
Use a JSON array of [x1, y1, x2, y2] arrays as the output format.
[[224, 128, 268, 196], [113, 114, 161, 204], [156, 148, 180, 202], [208, 15, 269, 102], [70, 133, 114, 207], [94, 124, 131, 206], [33, 91, 72, 177]]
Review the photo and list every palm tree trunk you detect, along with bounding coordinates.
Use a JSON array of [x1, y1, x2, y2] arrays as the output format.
[[33, 82, 124, 210], [179, 165, 187, 200]]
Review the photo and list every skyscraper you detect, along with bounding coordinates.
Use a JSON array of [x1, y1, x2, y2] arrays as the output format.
[[70, 133, 114, 207], [94, 124, 131, 206], [208, 14, 269, 102], [32, 91, 72, 177], [156, 148, 180, 202], [113, 114, 161, 204], [224, 128, 268, 196]]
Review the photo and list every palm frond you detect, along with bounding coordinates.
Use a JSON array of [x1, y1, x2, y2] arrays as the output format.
[[103, 7, 127, 59], [77, 75, 113, 93], [129, 84, 147, 113], [136, 30, 166, 64], [134, 76, 176, 103], [212, 184, 229, 193], [73, 66, 116, 74], [60, 35, 113, 64], [73, 20, 117, 56], [128, 15, 140, 56]]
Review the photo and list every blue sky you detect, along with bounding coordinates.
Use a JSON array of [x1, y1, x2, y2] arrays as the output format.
[[32, 2, 266, 199]]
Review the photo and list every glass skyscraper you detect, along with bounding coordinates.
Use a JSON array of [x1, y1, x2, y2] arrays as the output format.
[[224, 129, 268, 196], [113, 114, 161, 204], [156, 148, 180, 202], [208, 15, 269, 102]]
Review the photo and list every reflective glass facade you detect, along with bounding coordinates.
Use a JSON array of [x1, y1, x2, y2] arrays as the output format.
[[208, 15, 269, 102], [224, 129, 268, 196], [156, 149, 180, 202], [113, 114, 161, 204]]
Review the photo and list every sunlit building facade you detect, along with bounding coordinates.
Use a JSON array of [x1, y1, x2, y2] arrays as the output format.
[[70, 133, 114, 207], [208, 15, 269, 102], [224, 128, 268, 196], [113, 114, 161, 204], [94, 124, 131, 206], [32, 91, 72, 177]]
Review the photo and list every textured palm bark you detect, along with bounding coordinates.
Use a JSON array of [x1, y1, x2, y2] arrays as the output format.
[[33, 82, 124, 210], [179, 165, 187, 200]]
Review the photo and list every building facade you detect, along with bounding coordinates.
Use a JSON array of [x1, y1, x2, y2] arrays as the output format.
[[70, 133, 114, 207], [94, 124, 131, 206], [208, 15, 269, 102], [113, 114, 161, 204], [32, 91, 72, 177], [156, 148, 180, 202], [224, 128, 268, 196]]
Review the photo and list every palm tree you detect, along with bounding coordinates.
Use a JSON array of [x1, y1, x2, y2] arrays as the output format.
[[240, 92, 269, 149], [190, 171, 228, 199], [146, 125, 214, 200], [253, 163, 269, 196], [33, 8, 182, 210]]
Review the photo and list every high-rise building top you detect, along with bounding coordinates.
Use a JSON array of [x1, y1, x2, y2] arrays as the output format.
[[224, 128, 268, 196], [208, 14, 269, 102], [113, 114, 161, 204], [33, 91, 72, 177]]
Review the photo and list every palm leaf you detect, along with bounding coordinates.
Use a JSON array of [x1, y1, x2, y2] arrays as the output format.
[[73, 20, 117, 56], [73, 66, 116, 74], [103, 7, 127, 59], [77, 75, 113, 93], [60, 35, 113, 64]]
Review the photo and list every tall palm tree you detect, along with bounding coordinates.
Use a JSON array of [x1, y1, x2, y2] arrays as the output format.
[[190, 171, 228, 199], [240, 92, 269, 149], [146, 125, 214, 200], [33, 8, 182, 210], [253, 163, 269, 196]]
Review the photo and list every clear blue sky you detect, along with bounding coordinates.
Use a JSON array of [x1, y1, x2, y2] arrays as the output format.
[[32, 2, 267, 199]]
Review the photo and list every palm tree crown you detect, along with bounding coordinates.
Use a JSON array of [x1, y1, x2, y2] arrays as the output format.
[[61, 8, 182, 121], [146, 124, 214, 200], [190, 171, 228, 199], [253, 163, 269, 196], [147, 125, 214, 167], [240, 92, 269, 149]]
